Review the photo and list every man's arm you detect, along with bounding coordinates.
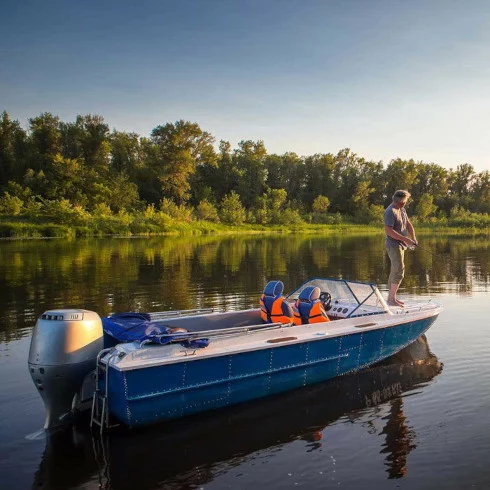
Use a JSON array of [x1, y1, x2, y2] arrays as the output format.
[[406, 219, 418, 245], [384, 225, 416, 246]]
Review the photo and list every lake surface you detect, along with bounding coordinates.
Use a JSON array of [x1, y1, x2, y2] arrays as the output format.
[[0, 233, 489, 489]]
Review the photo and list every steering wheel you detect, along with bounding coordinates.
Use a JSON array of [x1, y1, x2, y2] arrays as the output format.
[[319, 291, 332, 311]]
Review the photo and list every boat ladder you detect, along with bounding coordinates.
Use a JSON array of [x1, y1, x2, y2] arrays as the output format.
[[91, 348, 119, 434]]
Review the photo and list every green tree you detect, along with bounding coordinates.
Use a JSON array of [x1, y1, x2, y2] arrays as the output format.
[[0, 111, 28, 187], [193, 140, 240, 204], [220, 191, 246, 224], [0, 192, 23, 215], [23, 168, 48, 196], [45, 154, 88, 206], [59, 114, 111, 174], [448, 163, 476, 211], [312, 195, 330, 213], [159, 197, 193, 222], [323, 149, 383, 214], [411, 163, 449, 210], [252, 193, 270, 224], [471, 171, 490, 214], [110, 130, 142, 176], [196, 199, 220, 222], [302, 153, 335, 209], [29, 112, 61, 172], [450, 163, 475, 197], [137, 137, 162, 204], [150, 120, 216, 204], [350, 181, 374, 215], [265, 152, 305, 203], [98, 173, 139, 212], [210, 140, 241, 201], [354, 204, 385, 224], [76, 115, 111, 171], [267, 188, 288, 224], [234, 140, 268, 209], [416, 193, 437, 221]]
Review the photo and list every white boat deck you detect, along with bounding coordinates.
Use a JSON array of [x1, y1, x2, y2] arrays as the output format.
[[107, 301, 442, 372]]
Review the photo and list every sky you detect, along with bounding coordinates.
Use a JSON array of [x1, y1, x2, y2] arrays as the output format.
[[1, 0, 490, 171]]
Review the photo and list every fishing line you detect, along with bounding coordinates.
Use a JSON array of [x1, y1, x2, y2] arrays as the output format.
[[406, 242, 457, 297]]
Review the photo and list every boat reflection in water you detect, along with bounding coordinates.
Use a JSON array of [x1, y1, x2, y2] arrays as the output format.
[[33, 335, 442, 489]]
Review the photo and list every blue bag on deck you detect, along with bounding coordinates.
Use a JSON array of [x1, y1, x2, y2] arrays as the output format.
[[102, 312, 209, 347]]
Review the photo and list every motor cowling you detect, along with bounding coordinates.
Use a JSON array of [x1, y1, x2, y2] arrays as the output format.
[[28, 309, 104, 430]]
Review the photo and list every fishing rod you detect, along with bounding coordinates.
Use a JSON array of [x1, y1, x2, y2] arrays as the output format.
[[139, 321, 289, 347], [409, 244, 436, 255]]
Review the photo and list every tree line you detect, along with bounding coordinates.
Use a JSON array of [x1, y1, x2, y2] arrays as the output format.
[[0, 110, 489, 232]]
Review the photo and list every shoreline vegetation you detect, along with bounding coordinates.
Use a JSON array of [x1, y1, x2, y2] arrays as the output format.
[[1, 111, 489, 239], [0, 218, 488, 239]]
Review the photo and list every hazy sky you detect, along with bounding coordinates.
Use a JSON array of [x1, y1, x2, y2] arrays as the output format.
[[1, 0, 490, 171]]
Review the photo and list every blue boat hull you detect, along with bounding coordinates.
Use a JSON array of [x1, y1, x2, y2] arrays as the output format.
[[107, 315, 438, 427]]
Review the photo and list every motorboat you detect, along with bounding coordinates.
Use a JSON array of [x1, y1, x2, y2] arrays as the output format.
[[27, 277, 442, 431]]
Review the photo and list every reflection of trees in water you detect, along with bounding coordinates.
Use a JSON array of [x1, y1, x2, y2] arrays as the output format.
[[31, 336, 442, 490], [404, 235, 490, 292], [0, 234, 488, 341]]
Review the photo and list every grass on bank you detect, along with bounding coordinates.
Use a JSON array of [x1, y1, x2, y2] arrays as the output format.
[[0, 213, 489, 239]]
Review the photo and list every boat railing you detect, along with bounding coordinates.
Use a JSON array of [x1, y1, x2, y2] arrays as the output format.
[[139, 321, 290, 347], [391, 300, 440, 315], [147, 308, 215, 321]]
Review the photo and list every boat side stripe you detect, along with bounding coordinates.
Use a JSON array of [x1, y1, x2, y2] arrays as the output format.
[[125, 352, 350, 401]]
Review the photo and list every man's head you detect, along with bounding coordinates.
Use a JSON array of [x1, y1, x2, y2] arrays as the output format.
[[392, 190, 411, 208]]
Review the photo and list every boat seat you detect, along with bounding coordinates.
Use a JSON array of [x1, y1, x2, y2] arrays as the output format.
[[260, 280, 294, 324], [293, 286, 330, 325]]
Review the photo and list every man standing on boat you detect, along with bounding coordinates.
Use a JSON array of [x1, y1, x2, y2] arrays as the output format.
[[384, 190, 418, 307]]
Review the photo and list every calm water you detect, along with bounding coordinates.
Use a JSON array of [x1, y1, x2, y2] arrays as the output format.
[[0, 234, 489, 490]]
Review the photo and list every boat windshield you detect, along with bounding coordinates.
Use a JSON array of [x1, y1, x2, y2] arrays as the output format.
[[287, 278, 388, 311]]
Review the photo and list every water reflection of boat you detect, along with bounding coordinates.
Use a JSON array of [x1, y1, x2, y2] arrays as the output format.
[[32, 335, 442, 489]]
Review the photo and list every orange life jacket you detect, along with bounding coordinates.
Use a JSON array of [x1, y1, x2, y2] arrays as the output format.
[[260, 294, 294, 324], [293, 300, 330, 325]]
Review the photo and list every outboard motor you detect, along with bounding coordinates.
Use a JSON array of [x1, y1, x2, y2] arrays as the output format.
[[28, 309, 104, 430]]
